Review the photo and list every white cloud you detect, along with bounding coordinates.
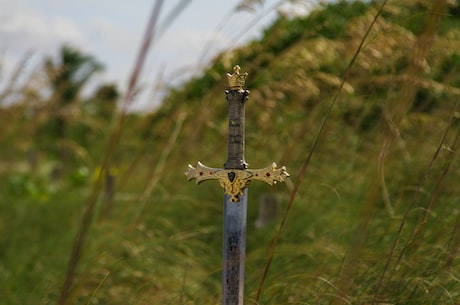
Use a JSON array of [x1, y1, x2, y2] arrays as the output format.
[[0, 0, 92, 96], [90, 17, 138, 53], [0, 0, 88, 61], [0, 1, 48, 51], [52, 16, 88, 48], [0, 0, 88, 82]]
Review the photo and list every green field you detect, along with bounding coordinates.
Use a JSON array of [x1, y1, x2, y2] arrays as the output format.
[[1, 1, 459, 304]]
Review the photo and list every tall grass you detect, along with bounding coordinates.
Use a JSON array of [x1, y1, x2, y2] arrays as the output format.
[[255, 1, 389, 303], [56, 1, 165, 304], [0, 0, 459, 304]]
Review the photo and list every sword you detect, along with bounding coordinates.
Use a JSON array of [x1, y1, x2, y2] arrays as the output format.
[[186, 65, 289, 305]]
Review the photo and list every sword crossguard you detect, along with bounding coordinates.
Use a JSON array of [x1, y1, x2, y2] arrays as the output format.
[[186, 162, 289, 202]]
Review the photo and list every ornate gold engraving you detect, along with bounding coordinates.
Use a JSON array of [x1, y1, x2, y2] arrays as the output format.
[[218, 170, 252, 202], [248, 163, 289, 185], [186, 162, 289, 203], [226, 65, 248, 90]]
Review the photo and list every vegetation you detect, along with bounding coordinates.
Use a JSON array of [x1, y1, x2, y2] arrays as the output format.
[[1, 0, 459, 304]]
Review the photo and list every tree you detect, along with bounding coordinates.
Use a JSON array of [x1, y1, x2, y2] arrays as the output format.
[[89, 83, 119, 120], [40, 45, 104, 179]]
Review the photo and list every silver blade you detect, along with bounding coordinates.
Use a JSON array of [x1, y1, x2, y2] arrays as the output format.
[[222, 189, 247, 305]]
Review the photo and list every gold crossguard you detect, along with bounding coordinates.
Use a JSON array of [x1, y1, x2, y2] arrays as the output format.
[[185, 162, 289, 202]]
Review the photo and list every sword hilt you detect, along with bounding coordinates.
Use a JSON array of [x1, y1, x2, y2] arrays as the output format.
[[224, 89, 249, 170], [186, 64, 289, 203]]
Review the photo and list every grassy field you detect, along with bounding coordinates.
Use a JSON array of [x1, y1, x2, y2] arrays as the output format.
[[1, 0, 459, 304]]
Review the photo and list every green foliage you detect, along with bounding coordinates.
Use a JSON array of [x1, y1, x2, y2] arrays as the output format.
[[45, 44, 104, 104], [1, 0, 460, 304], [259, 1, 369, 55], [183, 61, 227, 100]]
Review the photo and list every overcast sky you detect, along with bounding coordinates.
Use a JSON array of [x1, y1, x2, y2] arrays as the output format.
[[0, 0, 316, 111]]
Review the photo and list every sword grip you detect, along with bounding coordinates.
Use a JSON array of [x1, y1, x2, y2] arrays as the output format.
[[224, 89, 249, 170]]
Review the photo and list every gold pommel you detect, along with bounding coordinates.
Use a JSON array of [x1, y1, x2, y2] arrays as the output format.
[[226, 65, 248, 90]]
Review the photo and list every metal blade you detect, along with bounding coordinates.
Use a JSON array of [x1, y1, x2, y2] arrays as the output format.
[[222, 189, 247, 305]]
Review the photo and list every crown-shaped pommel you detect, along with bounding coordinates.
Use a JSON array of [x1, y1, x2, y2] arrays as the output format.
[[226, 65, 248, 90]]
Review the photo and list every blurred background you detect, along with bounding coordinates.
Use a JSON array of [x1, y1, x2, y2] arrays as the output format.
[[1, 0, 314, 111], [1, 0, 459, 304]]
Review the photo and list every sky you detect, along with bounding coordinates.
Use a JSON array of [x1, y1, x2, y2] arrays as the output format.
[[0, 0, 316, 111]]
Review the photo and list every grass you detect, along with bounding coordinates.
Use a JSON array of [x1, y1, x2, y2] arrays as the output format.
[[1, 0, 459, 304], [0, 188, 80, 304]]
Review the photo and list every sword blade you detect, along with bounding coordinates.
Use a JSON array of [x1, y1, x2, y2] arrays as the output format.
[[222, 189, 248, 305]]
